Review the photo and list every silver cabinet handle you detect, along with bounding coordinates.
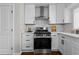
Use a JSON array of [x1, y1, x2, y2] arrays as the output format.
[[52, 35, 56, 36], [26, 35, 30, 36], [26, 46, 30, 48], [62, 36, 65, 38], [61, 40, 64, 45], [26, 40, 30, 41]]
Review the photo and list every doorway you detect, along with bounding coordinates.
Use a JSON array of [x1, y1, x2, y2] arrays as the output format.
[[0, 5, 13, 54]]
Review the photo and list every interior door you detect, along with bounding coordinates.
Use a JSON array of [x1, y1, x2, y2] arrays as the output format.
[[0, 5, 13, 55]]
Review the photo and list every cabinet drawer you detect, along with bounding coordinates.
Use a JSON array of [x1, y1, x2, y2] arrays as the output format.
[[22, 33, 33, 37], [22, 41, 33, 45], [22, 39, 33, 44], [25, 35, 33, 38], [22, 39, 33, 43], [26, 41, 33, 45], [22, 43, 33, 49], [22, 46, 33, 50], [51, 35, 57, 37], [26, 46, 31, 48], [25, 34, 31, 36], [22, 36, 33, 41]]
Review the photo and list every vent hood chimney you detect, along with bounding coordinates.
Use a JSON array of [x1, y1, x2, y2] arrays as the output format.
[[40, 6, 44, 17], [36, 6, 49, 20]]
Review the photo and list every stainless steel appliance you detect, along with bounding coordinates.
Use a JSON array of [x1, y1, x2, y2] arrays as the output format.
[[34, 27, 51, 54], [35, 5, 49, 20]]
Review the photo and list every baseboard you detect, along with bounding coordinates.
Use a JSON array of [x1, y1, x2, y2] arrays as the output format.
[[52, 49, 59, 51], [13, 51, 22, 55], [53, 49, 62, 55]]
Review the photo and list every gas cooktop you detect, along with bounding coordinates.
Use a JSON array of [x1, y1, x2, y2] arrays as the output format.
[[34, 29, 51, 38]]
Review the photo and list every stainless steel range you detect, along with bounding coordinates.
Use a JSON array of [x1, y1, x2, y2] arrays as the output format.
[[34, 27, 51, 54]]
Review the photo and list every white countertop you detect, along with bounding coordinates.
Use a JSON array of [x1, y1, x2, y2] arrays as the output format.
[[57, 32, 79, 39], [22, 31, 79, 38]]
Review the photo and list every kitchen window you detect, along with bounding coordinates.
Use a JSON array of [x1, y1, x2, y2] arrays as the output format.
[[73, 7, 79, 29]]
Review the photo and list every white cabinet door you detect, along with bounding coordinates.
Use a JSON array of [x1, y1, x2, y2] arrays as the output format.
[[0, 5, 13, 54], [56, 4, 65, 23], [64, 39, 67, 55], [58, 34, 68, 55], [49, 4, 56, 24], [64, 8, 71, 23], [59, 35, 65, 54], [21, 33, 33, 51], [51, 33, 58, 50], [58, 34, 73, 55], [58, 34, 64, 54], [64, 36, 72, 55], [58, 34, 61, 51], [25, 4, 35, 24], [72, 41, 79, 55]]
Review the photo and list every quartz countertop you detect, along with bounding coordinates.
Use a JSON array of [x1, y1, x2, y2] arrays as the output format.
[[57, 32, 79, 39]]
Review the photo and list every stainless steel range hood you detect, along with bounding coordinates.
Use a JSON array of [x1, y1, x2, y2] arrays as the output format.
[[40, 6, 44, 17], [35, 6, 49, 20]]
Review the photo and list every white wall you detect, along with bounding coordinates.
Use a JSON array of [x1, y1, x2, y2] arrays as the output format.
[[14, 4, 25, 54], [63, 9, 73, 33], [63, 4, 79, 33], [73, 7, 79, 29]]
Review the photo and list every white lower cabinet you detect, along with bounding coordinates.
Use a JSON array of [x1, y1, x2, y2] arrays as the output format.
[[21, 33, 33, 51], [72, 41, 79, 55], [51, 33, 58, 51], [58, 33, 79, 55], [58, 34, 62, 53], [58, 34, 72, 55], [64, 36, 72, 55], [64, 36, 79, 55], [58, 34, 65, 54]]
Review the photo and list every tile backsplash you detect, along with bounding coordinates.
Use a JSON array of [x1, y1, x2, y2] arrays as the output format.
[[25, 19, 64, 32], [35, 18, 49, 27], [25, 18, 51, 32], [25, 25, 34, 32]]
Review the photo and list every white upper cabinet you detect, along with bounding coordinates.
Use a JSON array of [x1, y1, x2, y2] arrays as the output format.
[[25, 4, 35, 24], [56, 4, 65, 23], [49, 4, 56, 24], [64, 8, 71, 23]]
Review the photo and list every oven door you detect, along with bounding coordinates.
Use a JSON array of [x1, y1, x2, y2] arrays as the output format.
[[34, 38, 51, 49]]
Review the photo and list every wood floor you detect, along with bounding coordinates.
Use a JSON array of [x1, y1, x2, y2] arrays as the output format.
[[21, 51, 62, 55]]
